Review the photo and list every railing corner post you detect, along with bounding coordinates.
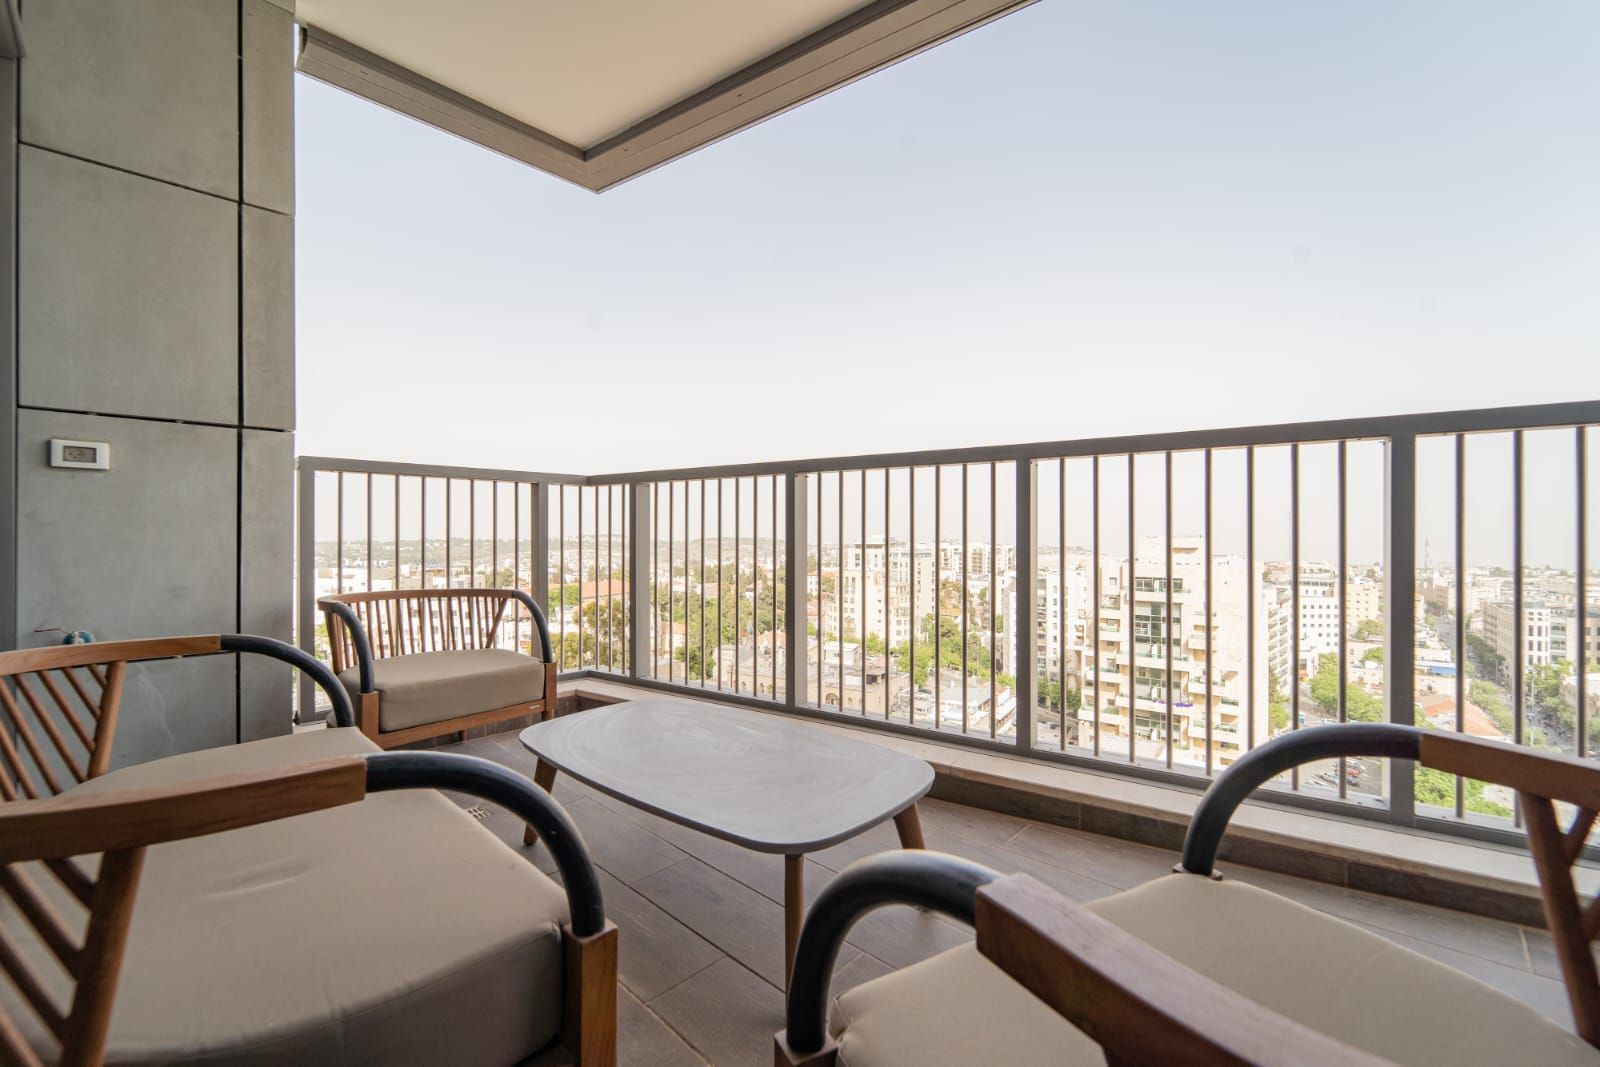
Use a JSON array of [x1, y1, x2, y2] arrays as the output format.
[[532, 482, 551, 616], [785, 473, 809, 711], [629, 482, 653, 680], [1014, 460, 1037, 752], [295, 458, 317, 723], [1385, 431, 1417, 827]]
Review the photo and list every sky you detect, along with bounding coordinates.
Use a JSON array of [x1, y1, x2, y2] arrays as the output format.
[[296, 0, 1600, 566]]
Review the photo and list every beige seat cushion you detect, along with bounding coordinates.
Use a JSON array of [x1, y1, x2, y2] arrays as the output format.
[[339, 648, 546, 733], [4, 727, 569, 1065], [832, 873, 1600, 1067]]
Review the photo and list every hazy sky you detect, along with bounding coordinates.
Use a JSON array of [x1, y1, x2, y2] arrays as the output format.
[[296, 1, 1599, 566]]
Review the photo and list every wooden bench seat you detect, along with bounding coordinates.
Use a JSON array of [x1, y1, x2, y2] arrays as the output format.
[[319, 589, 557, 747]]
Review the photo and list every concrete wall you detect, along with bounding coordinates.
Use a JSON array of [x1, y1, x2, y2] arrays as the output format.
[[8, 0, 297, 766]]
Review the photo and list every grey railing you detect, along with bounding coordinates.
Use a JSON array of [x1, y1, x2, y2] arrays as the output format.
[[296, 400, 1599, 848]]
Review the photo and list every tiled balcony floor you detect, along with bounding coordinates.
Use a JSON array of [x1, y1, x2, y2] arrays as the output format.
[[439, 730, 1578, 1066]]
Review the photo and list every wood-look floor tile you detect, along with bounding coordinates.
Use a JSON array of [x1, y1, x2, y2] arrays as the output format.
[[619, 985, 706, 1067], [650, 958, 785, 1067]]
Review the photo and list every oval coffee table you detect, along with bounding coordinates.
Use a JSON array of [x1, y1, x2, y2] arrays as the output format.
[[518, 698, 934, 985]]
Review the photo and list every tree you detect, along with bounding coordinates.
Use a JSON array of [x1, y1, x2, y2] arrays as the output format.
[[1414, 765, 1511, 819], [1309, 653, 1383, 723], [1362, 647, 1383, 665], [1268, 668, 1290, 733], [1354, 619, 1383, 641], [1470, 679, 1514, 737]]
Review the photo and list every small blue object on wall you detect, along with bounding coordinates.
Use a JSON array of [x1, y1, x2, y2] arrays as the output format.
[[62, 630, 94, 645]]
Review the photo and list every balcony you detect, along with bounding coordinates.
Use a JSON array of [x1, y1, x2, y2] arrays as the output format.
[[11, 1, 1600, 1062]]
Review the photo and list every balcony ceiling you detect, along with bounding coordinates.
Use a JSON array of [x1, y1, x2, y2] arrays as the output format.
[[295, 0, 1035, 191]]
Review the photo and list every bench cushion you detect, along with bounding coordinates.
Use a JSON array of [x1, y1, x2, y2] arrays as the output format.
[[831, 873, 1599, 1067], [5, 727, 569, 1065], [340, 649, 546, 733]]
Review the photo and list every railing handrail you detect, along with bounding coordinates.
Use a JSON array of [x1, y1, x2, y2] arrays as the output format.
[[301, 399, 1598, 487]]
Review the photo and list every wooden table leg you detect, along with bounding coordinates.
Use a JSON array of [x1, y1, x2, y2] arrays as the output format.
[[523, 758, 559, 846], [784, 854, 804, 989], [893, 803, 925, 850]]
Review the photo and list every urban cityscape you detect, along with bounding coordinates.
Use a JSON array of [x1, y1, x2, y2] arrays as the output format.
[[311, 490, 1599, 825]]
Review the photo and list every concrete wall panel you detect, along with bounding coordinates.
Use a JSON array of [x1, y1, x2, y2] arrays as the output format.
[[16, 410, 239, 764], [243, 206, 295, 430], [244, 0, 296, 214], [240, 429, 296, 740], [20, 0, 238, 198], [18, 147, 239, 424]]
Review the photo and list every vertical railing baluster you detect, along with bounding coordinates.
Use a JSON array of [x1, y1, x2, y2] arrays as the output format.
[[1455, 435, 1467, 816], [1386, 432, 1418, 826], [559, 487, 568, 670], [736, 476, 743, 695], [682, 479, 690, 686], [885, 468, 892, 720], [1514, 430, 1525, 765], [1060, 458, 1067, 752], [1246, 448, 1256, 753], [1165, 453, 1173, 770], [1337, 441, 1348, 800], [365, 473, 373, 596], [989, 461, 998, 740], [1127, 453, 1136, 765], [1291, 442, 1301, 789], [470, 479, 476, 588], [444, 478, 452, 590], [816, 474, 823, 706], [859, 469, 867, 716], [1579, 426, 1590, 762], [909, 467, 917, 722], [1204, 448, 1213, 776], [700, 480, 707, 687], [753, 477, 761, 695], [935, 467, 942, 729], [718, 478, 725, 691], [1092, 455, 1101, 758], [962, 463, 970, 735], [337, 471, 346, 595], [774, 473, 781, 701], [580, 484, 588, 670]]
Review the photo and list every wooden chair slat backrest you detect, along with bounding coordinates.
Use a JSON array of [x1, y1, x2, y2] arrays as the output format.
[[320, 590, 530, 672], [0, 639, 201, 803], [1419, 731, 1600, 1046]]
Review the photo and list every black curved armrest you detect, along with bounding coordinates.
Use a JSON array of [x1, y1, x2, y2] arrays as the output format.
[[316, 598, 375, 695], [1179, 723, 1424, 877], [362, 750, 606, 937], [784, 851, 1000, 1056], [220, 632, 355, 729], [506, 589, 555, 664]]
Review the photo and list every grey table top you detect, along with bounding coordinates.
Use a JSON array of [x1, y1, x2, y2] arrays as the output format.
[[518, 698, 934, 853]]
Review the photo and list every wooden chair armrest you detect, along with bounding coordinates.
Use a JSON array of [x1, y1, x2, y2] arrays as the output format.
[[0, 757, 368, 863], [975, 873, 1393, 1067]]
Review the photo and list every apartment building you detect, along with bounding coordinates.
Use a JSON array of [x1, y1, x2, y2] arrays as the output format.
[[1064, 538, 1267, 768], [1483, 600, 1563, 677], [838, 541, 937, 646]]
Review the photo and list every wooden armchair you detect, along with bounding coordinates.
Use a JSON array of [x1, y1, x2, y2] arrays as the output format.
[[776, 724, 1600, 1066], [319, 589, 557, 747], [0, 635, 617, 1066]]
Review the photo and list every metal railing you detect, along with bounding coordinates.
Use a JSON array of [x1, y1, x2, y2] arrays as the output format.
[[295, 400, 1599, 849]]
